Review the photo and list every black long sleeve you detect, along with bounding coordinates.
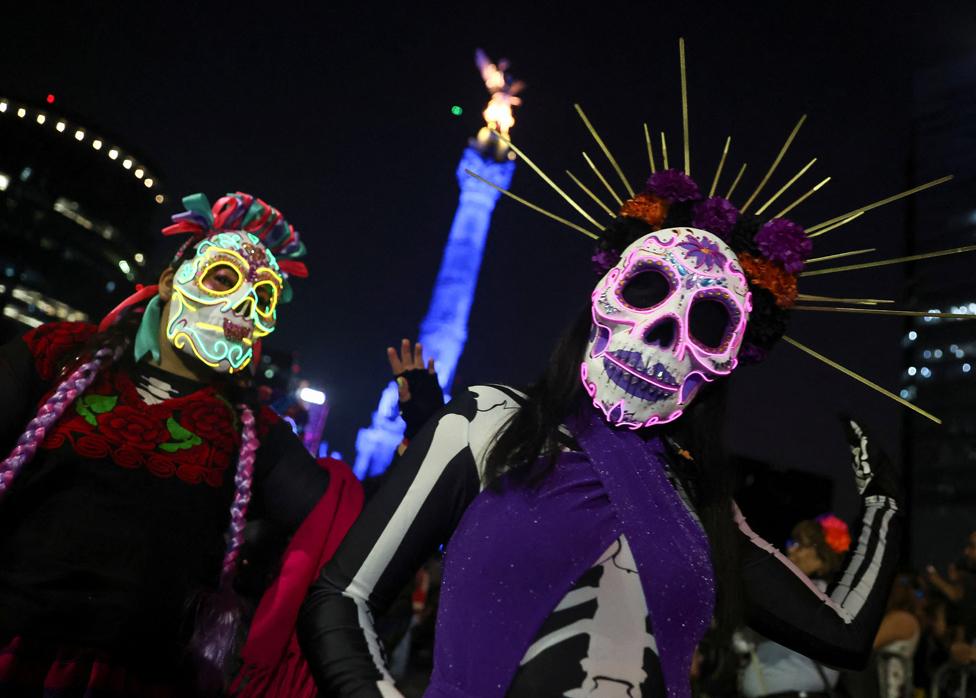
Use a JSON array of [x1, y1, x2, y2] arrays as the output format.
[[297, 386, 519, 697], [250, 416, 331, 531], [738, 495, 901, 670]]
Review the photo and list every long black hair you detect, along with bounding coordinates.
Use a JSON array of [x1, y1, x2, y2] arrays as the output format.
[[483, 302, 743, 637]]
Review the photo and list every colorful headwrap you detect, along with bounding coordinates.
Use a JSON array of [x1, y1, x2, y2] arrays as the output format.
[[163, 192, 308, 303]]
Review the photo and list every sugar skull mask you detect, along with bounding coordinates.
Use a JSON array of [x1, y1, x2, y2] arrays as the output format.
[[581, 227, 752, 428], [166, 231, 283, 374]]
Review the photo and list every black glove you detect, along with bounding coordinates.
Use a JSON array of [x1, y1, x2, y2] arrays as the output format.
[[398, 368, 445, 439], [840, 415, 902, 504]]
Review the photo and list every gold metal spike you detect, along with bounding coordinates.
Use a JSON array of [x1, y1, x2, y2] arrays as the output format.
[[574, 104, 635, 197], [773, 177, 830, 218], [660, 132, 670, 170], [795, 294, 893, 306], [709, 136, 731, 198], [583, 152, 623, 206], [800, 244, 976, 277], [755, 158, 817, 215], [792, 306, 976, 320], [806, 175, 954, 234], [782, 336, 941, 424], [805, 247, 876, 265], [808, 212, 865, 238], [679, 37, 690, 176], [725, 163, 747, 200], [566, 170, 616, 218], [464, 169, 600, 240], [740, 115, 808, 213], [491, 129, 605, 231], [643, 123, 657, 174]]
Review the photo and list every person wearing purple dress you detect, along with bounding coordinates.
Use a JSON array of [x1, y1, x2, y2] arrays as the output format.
[[298, 190, 902, 697]]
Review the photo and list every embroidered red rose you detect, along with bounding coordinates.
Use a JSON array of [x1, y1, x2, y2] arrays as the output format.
[[75, 434, 110, 459], [146, 454, 177, 478], [178, 401, 236, 443], [111, 446, 143, 469], [97, 407, 168, 451], [23, 322, 97, 380], [177, 463, 206, 485]]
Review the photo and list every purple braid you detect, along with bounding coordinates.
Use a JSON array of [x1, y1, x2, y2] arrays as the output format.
[[0, 344, 123, 496], [189, 403, 259, 690]]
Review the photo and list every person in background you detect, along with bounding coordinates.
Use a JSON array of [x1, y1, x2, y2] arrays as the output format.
[[740, 514, 851, 698]]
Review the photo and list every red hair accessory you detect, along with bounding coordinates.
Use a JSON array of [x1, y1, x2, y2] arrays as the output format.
[[816, 513, 852, 554]]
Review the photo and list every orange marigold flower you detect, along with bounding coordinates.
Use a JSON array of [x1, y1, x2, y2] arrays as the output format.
[[739, 253, 798, 308], [619, 193, 668, 229]]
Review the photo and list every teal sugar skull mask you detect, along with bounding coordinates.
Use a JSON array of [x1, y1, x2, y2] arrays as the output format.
[[166, 231, 283, 373]]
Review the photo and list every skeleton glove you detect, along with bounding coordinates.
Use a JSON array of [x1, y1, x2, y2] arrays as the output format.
[[841, 416, 902, 505]]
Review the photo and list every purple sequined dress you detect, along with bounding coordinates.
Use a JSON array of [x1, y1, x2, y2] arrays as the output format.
[[426, 410, 714, 698]]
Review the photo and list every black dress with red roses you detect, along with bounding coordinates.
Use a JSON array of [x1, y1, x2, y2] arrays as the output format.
[[0, 322, 330, 687]]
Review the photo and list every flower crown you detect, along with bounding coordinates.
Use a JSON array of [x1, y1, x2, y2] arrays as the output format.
[[163, 192, 308, 303], [595, 169, 811, 363], [466, 38, 969, 424]]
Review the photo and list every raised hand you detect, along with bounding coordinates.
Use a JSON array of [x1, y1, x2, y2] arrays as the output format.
[[841, 416, 901, 503], [845, 418, 873, 495], [387, 338, 435, 402], [386, 339, 444, 439]]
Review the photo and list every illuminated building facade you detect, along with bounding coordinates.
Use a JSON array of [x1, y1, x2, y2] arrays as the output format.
[[902, 53, 976, 565], [0, 95, 165, 338]]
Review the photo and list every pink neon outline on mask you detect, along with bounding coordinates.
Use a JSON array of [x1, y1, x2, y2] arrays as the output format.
[[579, 359, 688, 430], [582, 228, 752, 430], [681, 290, 745, 373]]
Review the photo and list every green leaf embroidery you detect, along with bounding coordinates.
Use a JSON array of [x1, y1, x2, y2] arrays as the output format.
[[74, 394, 118, 427], [159, 417, 202, 452], [85, 395, 118, 414]]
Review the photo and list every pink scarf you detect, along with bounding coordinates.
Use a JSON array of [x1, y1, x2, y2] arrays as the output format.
[[230, 457, 364, 697]]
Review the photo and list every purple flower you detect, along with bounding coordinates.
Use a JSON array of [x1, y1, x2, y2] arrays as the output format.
[[678, 235, 727, 272], [645, 169, 701, 202], [691, 197, 739, 240], [754, 218, 812, 274], [592, 248, 620, 275]]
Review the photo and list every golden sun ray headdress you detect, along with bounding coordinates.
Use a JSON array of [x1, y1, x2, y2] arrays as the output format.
[[467, 39, 973, 424]]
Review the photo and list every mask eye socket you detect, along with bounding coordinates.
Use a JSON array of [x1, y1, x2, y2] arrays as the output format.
[[253, 282, 278, 317], [688, 295, 739, 352], [200, 263, 242, 295], [618, 265, 673, 310]]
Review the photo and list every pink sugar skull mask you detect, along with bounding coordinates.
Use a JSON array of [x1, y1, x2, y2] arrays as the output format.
[[581, 227, 752, 428]]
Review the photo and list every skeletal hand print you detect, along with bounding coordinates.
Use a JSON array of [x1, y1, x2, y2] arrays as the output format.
[[847, 419, 873, 495]]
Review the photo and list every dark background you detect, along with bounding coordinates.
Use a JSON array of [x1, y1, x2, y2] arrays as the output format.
[[3, 1, 974, 522]]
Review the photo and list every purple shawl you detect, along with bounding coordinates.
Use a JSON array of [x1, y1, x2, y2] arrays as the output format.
[[426, 410, 715, 697]]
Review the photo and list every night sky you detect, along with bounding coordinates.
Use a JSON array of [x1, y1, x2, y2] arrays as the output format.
[[4, 2, 975, 512]]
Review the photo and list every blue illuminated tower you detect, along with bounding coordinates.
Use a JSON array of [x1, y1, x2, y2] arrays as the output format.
[[353, 51, 521, 478], [353, 147, 515, 477]]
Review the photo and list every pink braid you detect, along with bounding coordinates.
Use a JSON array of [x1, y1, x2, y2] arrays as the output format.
[[0, 344, 122, 496], [189, 403, 259, 690]]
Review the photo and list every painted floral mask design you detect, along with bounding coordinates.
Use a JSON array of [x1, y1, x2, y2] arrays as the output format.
[[581, 227, 752, 428], [166, 231, 283, 374]]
